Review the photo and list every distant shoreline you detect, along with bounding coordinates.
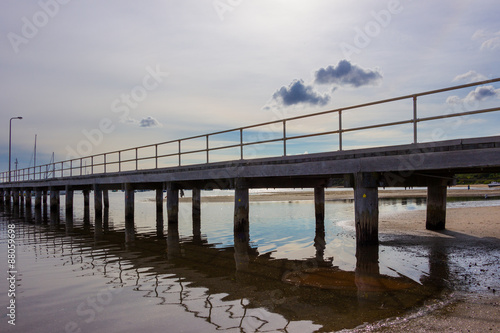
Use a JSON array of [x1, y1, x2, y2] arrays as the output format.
[[177, 185, 500, 203]]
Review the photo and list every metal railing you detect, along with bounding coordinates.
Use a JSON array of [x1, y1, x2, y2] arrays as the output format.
[[2, 78, 500, 183]]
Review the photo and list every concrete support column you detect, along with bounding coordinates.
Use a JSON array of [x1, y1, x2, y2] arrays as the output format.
[[234, 183, 249, 234], [25, 189, 32, 208], [50, 188, 59, 213], [314, 187, 325, 223], [123, 183, 135, 243], [124, 183, 134, 222], [20, 190, 25, 206], [42, 189, 48, 213], [426, 183, 447, 230], [103, 190, 109, 208], [192, 188, 201, 240], [94, 184, 102, 221], [167, 183, 179, 225], [35, 189, 42, 209], [155, 187, 164, 237], [12, 189, 20, 206], [354, 173, 379, 246], [83, 189, 90, 224], [65, 185, 74, 218]]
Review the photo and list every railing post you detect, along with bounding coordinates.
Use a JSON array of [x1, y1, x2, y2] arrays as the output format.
[[135, 148, 138, 170], [339, 110, 343, 151], [206, 135, 209, 163], [283, 120, 287, 157], [178, 140, 181, 166], [118, 151, 121, 173], [413, 95, 418, 144], [155, 144, 158, 169], [104, 154, 107, 174], [240, 128, 243, 160], [91, 156, 94, 175]]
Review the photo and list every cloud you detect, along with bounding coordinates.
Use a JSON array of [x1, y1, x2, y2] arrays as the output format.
[[314, 60, 382, 87], [271, 79, 330, 107], [446, 85, 500, 107], [472, 29, 500, 51], [453, 70, 487, 83], [139, 116, 162, 128]]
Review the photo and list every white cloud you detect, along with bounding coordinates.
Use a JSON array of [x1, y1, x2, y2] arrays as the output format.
[[472, 29, 500, 51], [139, 116, 162, 128], [453, 71, 487, 83]]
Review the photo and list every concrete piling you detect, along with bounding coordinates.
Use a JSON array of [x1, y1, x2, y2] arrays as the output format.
[[167, 184, 179, 224], [94, 184, 103, 221], [124, 183, 134, 222], [234, 185, 249, 234], [192, 188, 201, 240], [156, 187, 164, 237], [426, 182, 447, 230], [314, 186, 325, 223], [65, 185, 74, 218], [354, 173, 379, 245]]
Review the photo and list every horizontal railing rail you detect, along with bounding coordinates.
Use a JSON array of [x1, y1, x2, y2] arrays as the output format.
[[2, 78, 500, 183]]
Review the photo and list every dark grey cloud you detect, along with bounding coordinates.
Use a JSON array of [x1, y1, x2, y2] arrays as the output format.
[[272, 79, 330, 107], [314, 60, 382, 87], [139, 116, 162, 128]]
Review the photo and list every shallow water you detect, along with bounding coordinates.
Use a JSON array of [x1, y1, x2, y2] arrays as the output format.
[[1, 192, 499, 332]]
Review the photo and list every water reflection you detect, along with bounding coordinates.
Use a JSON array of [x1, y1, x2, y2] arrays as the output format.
[[0, 198, 451, 333]]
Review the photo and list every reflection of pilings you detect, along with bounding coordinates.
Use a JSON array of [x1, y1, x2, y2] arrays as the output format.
[[167, 220, 181, 259], [167, 183, 179, 224], [426, 182, 447, 230], [355, 245, 381, 303], [354, 172, 379, 245], [314, 219, 326, 263], [156, 187, 164, 238]]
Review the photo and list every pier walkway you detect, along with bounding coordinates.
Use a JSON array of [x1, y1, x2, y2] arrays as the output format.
[[2, 78, 500, 245]]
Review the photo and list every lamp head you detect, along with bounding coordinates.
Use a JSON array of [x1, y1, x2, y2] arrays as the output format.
[[17, 117, 23, 119]]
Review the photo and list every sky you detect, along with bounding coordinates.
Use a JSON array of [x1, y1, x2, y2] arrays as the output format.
[[1, 0, 499, 173]]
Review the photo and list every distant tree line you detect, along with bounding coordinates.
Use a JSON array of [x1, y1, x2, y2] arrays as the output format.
[[455, 173, 500, 185]]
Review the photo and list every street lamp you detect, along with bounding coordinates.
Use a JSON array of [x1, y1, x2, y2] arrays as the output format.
[[9, 116, 23, 183]]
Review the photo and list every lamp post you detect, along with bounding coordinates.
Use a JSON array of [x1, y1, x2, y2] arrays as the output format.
[[9, 116, 23, 183]]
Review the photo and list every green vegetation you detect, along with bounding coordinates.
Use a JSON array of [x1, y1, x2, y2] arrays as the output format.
[[455, 173, 500, 185]]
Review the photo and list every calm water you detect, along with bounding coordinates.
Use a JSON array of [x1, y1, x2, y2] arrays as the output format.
[[1, 190, 499, 332]]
